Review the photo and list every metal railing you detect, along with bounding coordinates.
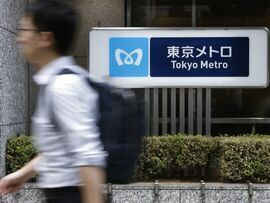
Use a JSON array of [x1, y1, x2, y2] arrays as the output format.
[[144, 88, 211, 136]]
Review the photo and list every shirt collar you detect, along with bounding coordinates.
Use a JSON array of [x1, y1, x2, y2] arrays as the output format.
[[33, 56, 75, 85]]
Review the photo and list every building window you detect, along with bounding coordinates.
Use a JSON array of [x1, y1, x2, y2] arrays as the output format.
[[196, 0, 270, 27], [129, 0, 270, 135], [131, 0, 192, 27]]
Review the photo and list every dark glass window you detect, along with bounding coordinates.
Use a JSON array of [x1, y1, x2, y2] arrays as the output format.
[[131, 0, 192, 27], [196, 0, 270, 27], [130, 0, 270, 135]]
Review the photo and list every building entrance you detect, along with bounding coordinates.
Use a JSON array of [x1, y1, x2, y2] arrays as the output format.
[[127, 0, 270, 135]]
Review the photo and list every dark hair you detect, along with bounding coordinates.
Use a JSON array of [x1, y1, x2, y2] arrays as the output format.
[[26, 0, 78, 55]]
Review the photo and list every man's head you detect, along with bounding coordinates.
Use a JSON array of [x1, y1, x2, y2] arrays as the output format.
[[17, 0, 78, 63]]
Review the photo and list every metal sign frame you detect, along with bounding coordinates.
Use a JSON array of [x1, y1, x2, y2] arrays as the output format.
[[89, 27, 269, 88]]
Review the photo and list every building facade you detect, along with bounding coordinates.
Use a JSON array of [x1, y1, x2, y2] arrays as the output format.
[[127, 0, 270, 136], [0, 0, 269, 175], [0, 0, 28, 177]]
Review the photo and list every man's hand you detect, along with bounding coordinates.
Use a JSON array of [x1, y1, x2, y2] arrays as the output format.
[[0, 155, 41, 196], [0, 171, 26, 195]]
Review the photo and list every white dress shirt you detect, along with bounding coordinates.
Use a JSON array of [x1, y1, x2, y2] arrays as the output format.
[[32, 56, 107, 188]]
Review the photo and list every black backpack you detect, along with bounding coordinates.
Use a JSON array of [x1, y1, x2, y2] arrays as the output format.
[[57, 69, 144, 184]]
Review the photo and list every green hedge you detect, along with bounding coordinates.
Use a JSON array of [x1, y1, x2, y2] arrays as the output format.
[[6, 134, 270, 183], [137, 134, 270, 183], [137, 135, 219, 180], [219, 136, 270, 183], [6, 135, 37, 175]]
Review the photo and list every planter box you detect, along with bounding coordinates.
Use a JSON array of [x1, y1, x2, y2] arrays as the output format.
[[1, 183, 270, 203]]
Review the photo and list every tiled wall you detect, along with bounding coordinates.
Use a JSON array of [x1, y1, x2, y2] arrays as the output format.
[[0, 0, 28, 176]]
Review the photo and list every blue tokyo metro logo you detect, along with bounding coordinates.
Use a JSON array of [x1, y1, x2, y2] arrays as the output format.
[[109, 38, 148, 77]]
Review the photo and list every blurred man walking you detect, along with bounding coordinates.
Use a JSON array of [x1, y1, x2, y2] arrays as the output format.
[[0, 1, 107, 202]]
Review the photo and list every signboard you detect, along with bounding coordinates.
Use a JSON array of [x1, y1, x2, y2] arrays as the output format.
[[89, 28, 269, 88]]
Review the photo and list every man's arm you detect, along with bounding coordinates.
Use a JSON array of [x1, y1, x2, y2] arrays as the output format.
[[0, 155, 41, 195], [79, 166, 105, 203]]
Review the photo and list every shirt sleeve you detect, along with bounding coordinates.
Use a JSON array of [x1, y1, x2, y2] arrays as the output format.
[[49, 75, 107, 167]]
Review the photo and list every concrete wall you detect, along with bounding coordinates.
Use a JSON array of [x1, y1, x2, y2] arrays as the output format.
[[3, 183, 270, 203], [0, 0, 28, 176], [71, 0, 125, 68]]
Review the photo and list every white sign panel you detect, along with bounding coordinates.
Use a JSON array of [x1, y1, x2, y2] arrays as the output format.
[[89, 28, 269, 88]]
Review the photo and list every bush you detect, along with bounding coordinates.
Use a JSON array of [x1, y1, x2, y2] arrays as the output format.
[[138, 135, 219, 180], [5, 134, 270, 183], [138, 134, 270, 183], [138, 135, 180, 180], [175, 135, 219, 169], [220, 135, 270, 183], [6, 135, 37, 175]]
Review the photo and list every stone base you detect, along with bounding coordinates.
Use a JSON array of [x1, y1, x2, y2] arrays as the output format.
[[1, 182, 270, 203]]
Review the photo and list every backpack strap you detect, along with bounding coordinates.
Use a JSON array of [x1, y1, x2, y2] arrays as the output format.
[[57, 68, 97, 88], [57, 68, 77, 75]]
